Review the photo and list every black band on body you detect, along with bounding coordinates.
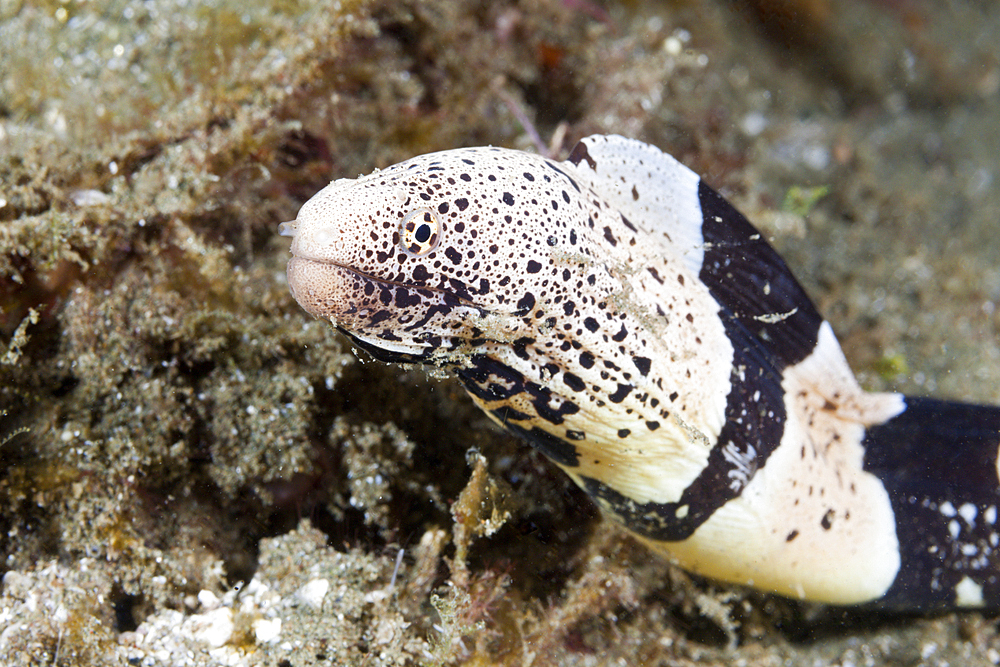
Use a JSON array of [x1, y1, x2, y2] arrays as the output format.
[[581, 312, 788, 540], [863, 396, 1000, 609], [697, 182, 823, 369]]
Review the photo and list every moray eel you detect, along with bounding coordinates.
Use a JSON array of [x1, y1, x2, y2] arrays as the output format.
[[281, 134, 1000, 610]]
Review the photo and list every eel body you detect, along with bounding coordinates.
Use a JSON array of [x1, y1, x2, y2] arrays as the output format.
[[280, 134, 1000, 610]]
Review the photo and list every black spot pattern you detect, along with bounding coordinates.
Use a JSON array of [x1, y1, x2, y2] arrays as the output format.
[[563, 372, 586, 392], [287, 136, 1000, 610], [459, 355, 580, 428], [288, 141, 719, 518], [581, 316, 787, 541], [608, 384, 632, 404], [506, 422, 581, 467]]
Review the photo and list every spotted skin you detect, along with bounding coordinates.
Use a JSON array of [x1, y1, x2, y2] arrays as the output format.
[[282, 134, 1000, 610]]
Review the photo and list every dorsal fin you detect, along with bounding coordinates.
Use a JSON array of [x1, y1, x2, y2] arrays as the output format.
[[566, 134, 824, 370]]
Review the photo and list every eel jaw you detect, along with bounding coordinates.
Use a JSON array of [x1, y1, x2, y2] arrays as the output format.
[[286, 255, 488, 363]]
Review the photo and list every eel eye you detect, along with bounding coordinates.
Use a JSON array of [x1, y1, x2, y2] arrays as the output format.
[[400, 208, 441, 256]]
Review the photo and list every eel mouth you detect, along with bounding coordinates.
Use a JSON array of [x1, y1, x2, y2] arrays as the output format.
[[286, 254, 489, 336], [283, 217, 481, 314], [287, 255, 501, 364], [287, 254, 477, 311]]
